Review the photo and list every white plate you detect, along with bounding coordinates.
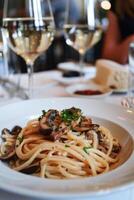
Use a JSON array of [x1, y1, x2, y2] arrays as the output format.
[[66, 82, 112, 99], [52, 70, 96, 85], [0, 98, 134, 199], [58, 61, 96, 74]]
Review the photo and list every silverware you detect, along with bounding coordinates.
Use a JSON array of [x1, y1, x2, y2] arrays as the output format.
[[0, 76, 29, 100], [121, 96, 134, 112]]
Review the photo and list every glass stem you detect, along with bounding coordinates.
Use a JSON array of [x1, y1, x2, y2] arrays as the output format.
[[27, 62, 34, 98], [15, 65, 21, 90], [128, 42, 134, 108], [79, 53, 84, 76], [128, 71, 132, 98], [127, 70, 134, 108]]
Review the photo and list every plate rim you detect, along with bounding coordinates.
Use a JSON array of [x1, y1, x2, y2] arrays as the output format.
[[0, 97, 134, 199], [0, 176, 133, 199], [57, 61, 96, 73]]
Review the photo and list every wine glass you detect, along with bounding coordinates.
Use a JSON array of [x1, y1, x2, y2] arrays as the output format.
[[64, 0, 103, 75], [2, 0, 55, 98], [121, 42, 134, 110]]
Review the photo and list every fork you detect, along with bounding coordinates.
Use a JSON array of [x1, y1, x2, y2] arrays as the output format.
[[0, 76, 29, 100]]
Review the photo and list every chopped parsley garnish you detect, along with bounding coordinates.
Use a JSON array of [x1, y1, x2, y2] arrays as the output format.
[[83, 146, 91, 154], [61, 107, 82, 123], [17, 136, 24, 144], [65, 144, 70, 148]]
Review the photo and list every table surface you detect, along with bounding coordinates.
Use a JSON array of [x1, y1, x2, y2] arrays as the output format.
[[0, 70, 133, 200]]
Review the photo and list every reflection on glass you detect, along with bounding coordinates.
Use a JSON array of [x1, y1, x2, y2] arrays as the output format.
[[2, 0, 55, 98], [64, 0, 103, 75]]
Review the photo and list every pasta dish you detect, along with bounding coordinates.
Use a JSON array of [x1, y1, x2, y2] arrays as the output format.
[[0, 107, 121, 179]]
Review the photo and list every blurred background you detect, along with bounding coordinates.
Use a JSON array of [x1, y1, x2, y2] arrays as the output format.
[[0, 0, 110, 73]]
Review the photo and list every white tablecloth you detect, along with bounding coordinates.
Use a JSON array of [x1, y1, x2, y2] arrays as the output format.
[[0, 70, 133, 200], [0, 70, 124, 106]]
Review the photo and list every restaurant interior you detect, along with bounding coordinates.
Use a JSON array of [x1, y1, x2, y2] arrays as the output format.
[[0, 0, 134, 200]]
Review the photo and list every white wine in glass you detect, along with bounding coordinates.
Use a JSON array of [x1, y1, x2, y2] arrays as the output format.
[[64, 0, 103, 75], [64, 24, 102, 55], [2, 0, 55, 98]]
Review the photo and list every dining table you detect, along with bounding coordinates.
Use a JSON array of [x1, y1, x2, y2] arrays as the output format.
[[0, 69, 134, 200]]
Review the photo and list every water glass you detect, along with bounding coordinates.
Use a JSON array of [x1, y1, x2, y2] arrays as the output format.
[[122, 42, 134, 110], [0, 30, 9, 76], [127, 42, 134, 108]]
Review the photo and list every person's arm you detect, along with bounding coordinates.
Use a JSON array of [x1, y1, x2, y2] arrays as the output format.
[[101, 11, 134, 64]]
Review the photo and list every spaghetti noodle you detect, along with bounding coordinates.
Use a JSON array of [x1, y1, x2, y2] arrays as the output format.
[[0, 107, 121, 179]]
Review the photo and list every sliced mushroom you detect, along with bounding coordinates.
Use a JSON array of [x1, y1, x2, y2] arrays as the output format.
[[0, 127, 20, 160], [72, 117, 92, 132], [89, 124, 99, 131], [73, 126, 91, 132], [50, 130, 63, 141], [85, 130, 94, 140], [96, 130, 104, 144], [20, 164, 39, 174], [47, 109, 62, 128], [11, 126, 22, 135], [39, 116, 52, 134], [39, 109, 61, 133], [1, 128, 11, 141], [0, 144, 15, 160], [80, 117, 92, 127], [112, 144, 121, 153]]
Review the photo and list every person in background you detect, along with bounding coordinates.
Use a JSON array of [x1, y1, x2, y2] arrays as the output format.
[[101, 0, 134, 64]]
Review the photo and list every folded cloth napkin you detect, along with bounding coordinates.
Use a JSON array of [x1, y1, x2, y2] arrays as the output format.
[[94, 59, 129, 91]]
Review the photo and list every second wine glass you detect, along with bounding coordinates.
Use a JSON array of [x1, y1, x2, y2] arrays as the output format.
[[64, 0, 103, 75], [2, 0, 55, 98]]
